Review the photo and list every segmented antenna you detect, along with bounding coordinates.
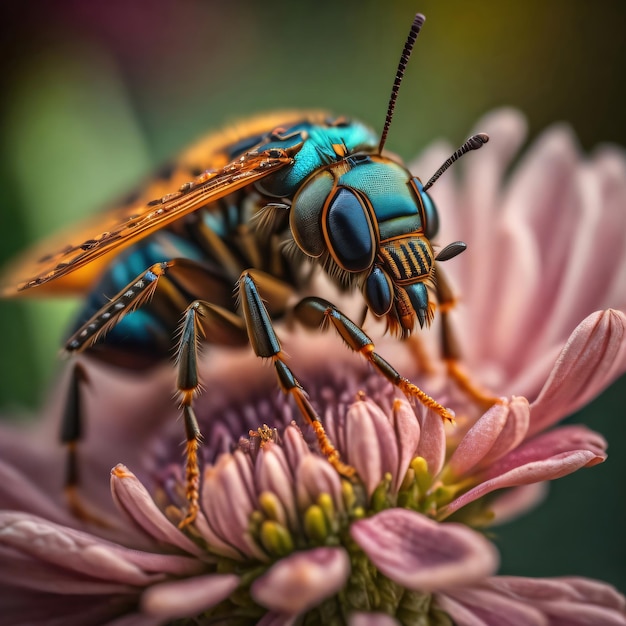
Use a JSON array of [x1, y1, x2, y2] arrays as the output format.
[[378, 13, 425, 155], [423, 133, 490, 192]]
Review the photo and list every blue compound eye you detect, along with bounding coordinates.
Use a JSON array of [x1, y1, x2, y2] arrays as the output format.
[[364, 266, 394, 317], [325, 187, 376, 272]]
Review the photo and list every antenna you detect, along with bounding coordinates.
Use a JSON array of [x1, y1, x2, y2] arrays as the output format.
[[378, 13, 425, 155], [423, 133, 489, 192]]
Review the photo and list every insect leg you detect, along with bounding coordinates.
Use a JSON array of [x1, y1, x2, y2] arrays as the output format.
[[65, 262, 175, 353], [434, 263, 502, 406], [237, 270, 355, 478], [64, 259, 246, 527], [294, 296, 455, 422], [58, 361, 101, 523], [175, 300, 247, 527]]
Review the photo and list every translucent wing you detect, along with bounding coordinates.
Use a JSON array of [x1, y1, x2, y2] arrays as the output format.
[[1, 147, 297, 296]]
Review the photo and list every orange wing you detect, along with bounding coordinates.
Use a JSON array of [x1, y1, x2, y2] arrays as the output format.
[[2, 110, 328, 297]]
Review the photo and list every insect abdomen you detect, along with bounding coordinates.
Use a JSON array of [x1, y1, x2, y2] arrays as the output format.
[[70, 233, 207, 360]]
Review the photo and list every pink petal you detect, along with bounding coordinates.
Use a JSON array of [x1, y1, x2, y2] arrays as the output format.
[[591, 147, 626, 308], [345, 399, 398, 497], [390, 399, 421, 493], [544, 604, 626, 626], [484, 576, 626, 626], [447, 398, 529, 477], [282, 423, 312, 473], [565, 576, 626, 610], [529, 310, 626, 435], [453, 109, 530, 352], [488, 576, 625, 611], [482, 125, 580, 370], [514, 146, 626, 368], [0, 589, 159, 626], [250, 547, 350, 613], [432, 594, 488, 626], [459, 108, 529, 261], [201, 451, 266, 561], [439, 587, 547, 626], [255, 444, 298, 528], [486, 425, 608, 477], [415, 403, 446, 477], [442, 425, 606, 517], [351, 509, 498, 591], [188, 509, 242, 561], [0, 512, 200, 593], [296, 454, 345, 513], [257, 612, 298, 626], [0, 544, 141, 595], [413, 109, 527, 276], [349, 612, 401, 626], [141, 573, 239, 619], [0, 457, 78, 527], [110, 464, 204, 557]]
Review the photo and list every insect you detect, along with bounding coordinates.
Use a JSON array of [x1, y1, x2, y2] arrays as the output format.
[[1, 14, 493, 526]]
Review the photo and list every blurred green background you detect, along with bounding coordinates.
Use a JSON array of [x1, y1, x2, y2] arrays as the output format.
[[0, 0, 624, 593]]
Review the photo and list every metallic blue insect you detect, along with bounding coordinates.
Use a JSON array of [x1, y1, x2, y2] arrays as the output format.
[[1, 14, 491, 526]]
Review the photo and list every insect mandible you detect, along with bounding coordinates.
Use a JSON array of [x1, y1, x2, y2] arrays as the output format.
[[1, 14, 494, 527]]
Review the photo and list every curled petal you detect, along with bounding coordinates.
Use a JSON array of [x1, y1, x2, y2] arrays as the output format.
[[256, 444, 298, 528], [529, 309, 626, 436], [351, 509, 498, 591], [485, 425, 607, 477], [282, 423, 312, 472], [190, 510, 242, 562], [141, 573, 239, 619], [447, 397, 529, 477], [442, 425, 606, 517], [201, 451, 266, 560], [296, 454, 345, 514], [345, 399, 398, 497], [390, 398, 421, 493], [415, 404, 446, 477], [110, 465, 204, 557], [251, 547, 350, 613]]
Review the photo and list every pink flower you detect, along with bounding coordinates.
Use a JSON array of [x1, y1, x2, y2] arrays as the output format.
[[411, 108, 626, 412], [0, 395, 622, 625], [1, 109, 625, 624]]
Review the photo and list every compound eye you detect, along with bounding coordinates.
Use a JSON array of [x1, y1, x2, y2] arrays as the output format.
[[411, 177, 440, 239], [325, 187, 376, 272], [291, 171, 334, 258], [364, 266, 394, 317]]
